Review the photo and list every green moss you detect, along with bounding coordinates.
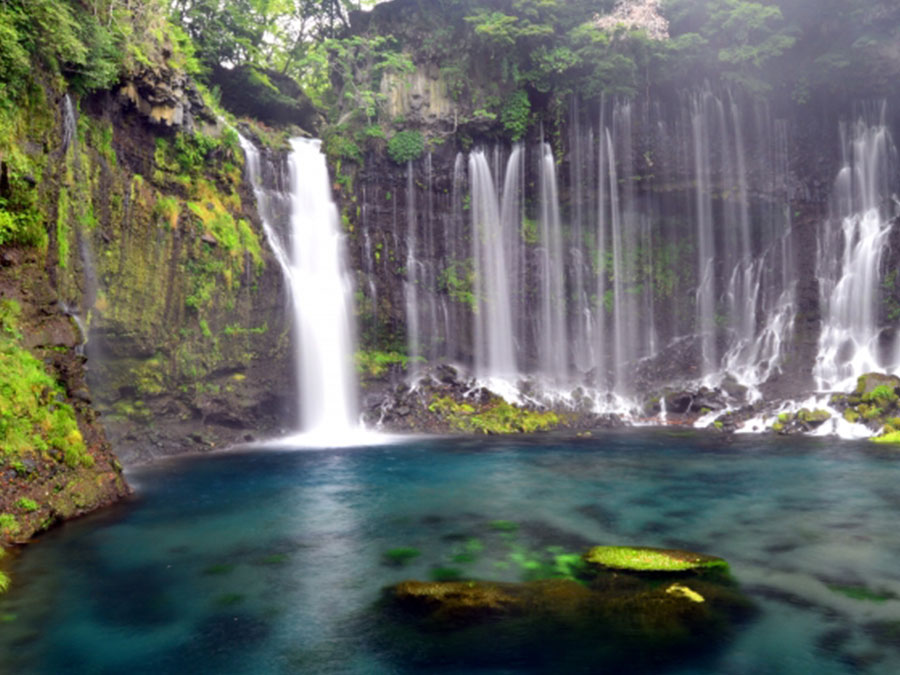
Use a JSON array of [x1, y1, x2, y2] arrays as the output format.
[[15, 498, 38, 513], [0, 570, 8, 594], [843, 408, 861, 424], [0, 300, 91, 468], [355, 350, 408, 376], [56, 187, 71, 269], [583, 546, 729, 573], [862, 385, 898, 407], [384, 547, 421, 565], [489, 520, 518, 532], [438, 261, 476, 309], [797, 408, 831, 424], [387, 130, 425, 164], [863, 405, 883, 420], [871, 431, 900, 444], [429, 395, 559, 434], [0, 514, 18, 536], [521, 217, 539, 245]]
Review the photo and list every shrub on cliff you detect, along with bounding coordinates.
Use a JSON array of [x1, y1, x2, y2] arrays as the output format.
[[387, 130, 425, 164]]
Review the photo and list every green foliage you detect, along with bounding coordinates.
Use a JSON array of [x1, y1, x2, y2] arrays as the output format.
[[863, 385, 898, 407], [500, 90, 530, 141], [438, 260, 476, 309], [0, 300, 92, 468], [386, 130, 425, 165], [323, 130, 362, 163], [15, 498, 38, 513], [0, 570, 8, 594]]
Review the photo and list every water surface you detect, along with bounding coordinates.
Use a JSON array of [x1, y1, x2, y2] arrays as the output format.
[[2, 431, 900, 673]]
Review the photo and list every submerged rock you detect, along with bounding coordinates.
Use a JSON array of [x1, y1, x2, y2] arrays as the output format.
[[378, 545, 753, 670]]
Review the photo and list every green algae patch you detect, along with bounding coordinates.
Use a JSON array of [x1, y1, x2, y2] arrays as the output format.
[[430, 566, 464, 581], [203, 563, 235, 576], [827, 583, 895, 603], [383, 547, 421, 565], [583, 546, 728, 573]]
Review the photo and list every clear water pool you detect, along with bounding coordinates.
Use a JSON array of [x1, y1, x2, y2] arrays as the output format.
[[2, 431, 899, 673]]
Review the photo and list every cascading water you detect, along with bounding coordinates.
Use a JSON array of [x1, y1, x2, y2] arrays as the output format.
[[537, 143, 568, 382], [815, 106, 899, 391], [359, 91, 803, 417], [470, 149, 516, 378], [239, 134, 361, 441]]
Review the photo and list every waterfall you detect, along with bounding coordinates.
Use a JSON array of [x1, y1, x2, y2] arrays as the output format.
[[404, 162, 421, 373], [240, 134, 360, 439], [61, 94, 77, 153], [470, 150, 517, 377], [537, 143, 568, 382], [815, 106, 899, 391], [691, 89, 718, 378]]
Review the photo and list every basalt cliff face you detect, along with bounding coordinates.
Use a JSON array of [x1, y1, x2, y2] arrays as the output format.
[[0, 63, 299, 544]]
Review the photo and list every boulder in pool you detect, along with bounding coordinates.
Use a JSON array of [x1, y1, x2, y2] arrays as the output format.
[[378, 550, 753, 670]]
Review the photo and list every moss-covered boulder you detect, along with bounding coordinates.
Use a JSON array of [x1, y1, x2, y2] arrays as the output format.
[[583, 546, 728, 573], [855, 373, 900, 397], [829, 373, 900, 438], [771, 408, 833, 435], [379, 552, 752, 670]]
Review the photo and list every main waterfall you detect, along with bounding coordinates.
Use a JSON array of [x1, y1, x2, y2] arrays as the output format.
[[240, 135, 361, 442]]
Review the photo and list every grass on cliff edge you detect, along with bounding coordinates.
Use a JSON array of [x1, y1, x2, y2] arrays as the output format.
[[584, 546, 728, 573], [0, 299, 92, 468], [0, 547, 8, 594]]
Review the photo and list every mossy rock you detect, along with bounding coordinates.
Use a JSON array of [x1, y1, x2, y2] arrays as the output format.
[[583, 546, 728, 573], [380, 570, 753, 669], [854, 373, 900, 397], [797, 408, 830, 425]]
